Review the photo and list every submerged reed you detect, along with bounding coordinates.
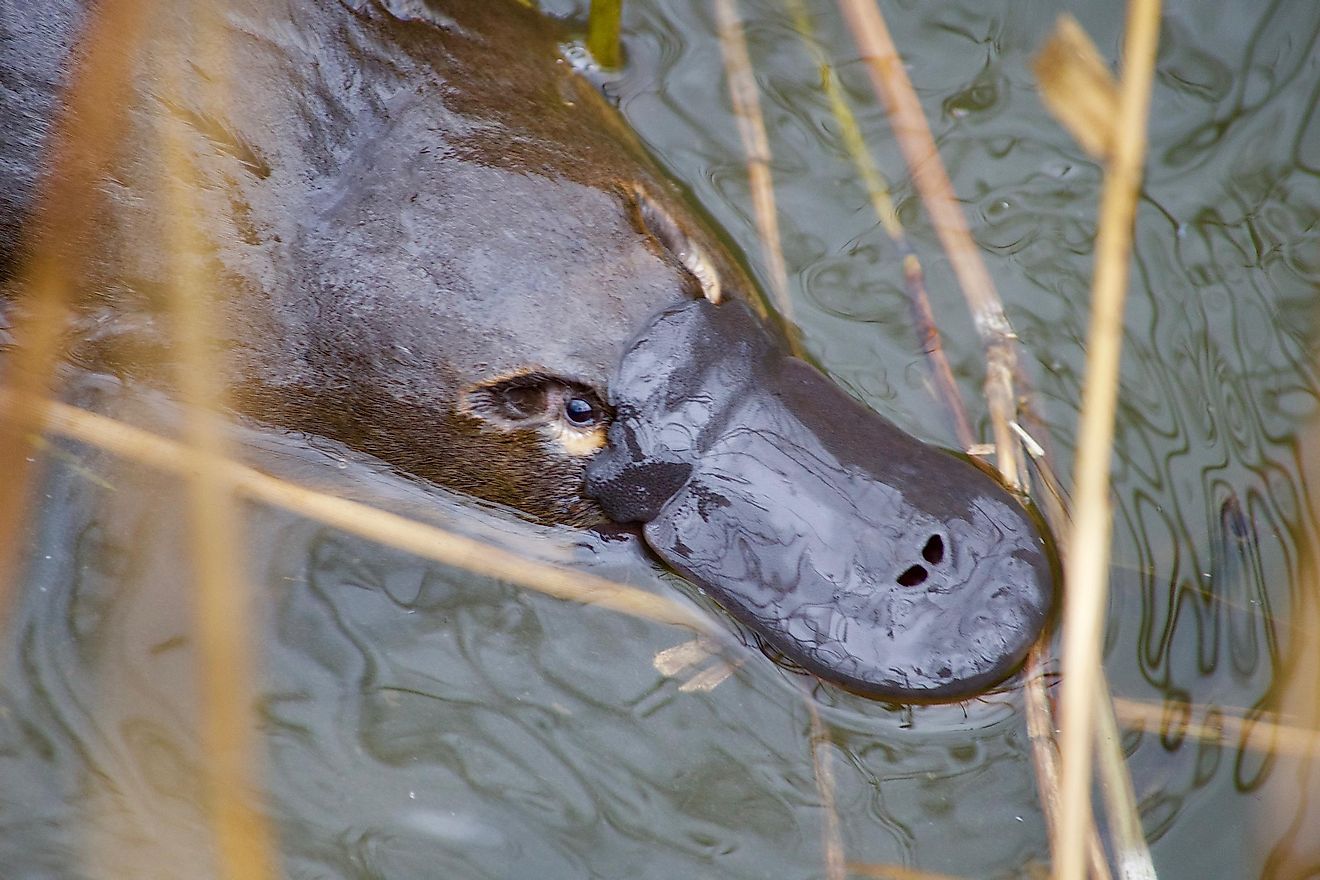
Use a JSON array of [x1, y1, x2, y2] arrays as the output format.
[[587, 0, 624, 69]]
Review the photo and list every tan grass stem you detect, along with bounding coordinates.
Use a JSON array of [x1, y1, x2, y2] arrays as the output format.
[[1024, 651, 1113, 880], [0, 0, 157, 628], [844, 862, 967, 879], [713, 10, 841, 871], [1093, 677, 1156, 879], [1112, 697, 1320, 760], [1053, 0, 1162, 877], [806, 698, 846, 880]]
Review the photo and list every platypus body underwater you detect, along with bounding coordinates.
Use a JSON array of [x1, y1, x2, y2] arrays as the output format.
[[0, 0, 1055, 701]]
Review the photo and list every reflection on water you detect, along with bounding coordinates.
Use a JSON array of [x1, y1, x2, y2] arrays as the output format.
[[2, 0, 1319, 877]]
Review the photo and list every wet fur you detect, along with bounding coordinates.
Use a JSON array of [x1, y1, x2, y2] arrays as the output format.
[[0, 0, 755, 525]]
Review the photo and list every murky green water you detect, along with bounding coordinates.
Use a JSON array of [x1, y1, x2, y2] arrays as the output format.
[[3, 0, 1319, 877]]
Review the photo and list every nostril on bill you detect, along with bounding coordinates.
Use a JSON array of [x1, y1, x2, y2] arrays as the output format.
[[922, 534, 945, 565], [897, 564, 928, 587]]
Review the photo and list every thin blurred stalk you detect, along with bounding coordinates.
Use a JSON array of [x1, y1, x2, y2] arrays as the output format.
[[712, 0, 800, 348], [1052, 0, 1162, 877], [836, 0, 1025, 492], [587, 0, 623, 68], [806, 698, 846, 880], [10, 394, 714, 632], [784, 0, 974, 451], [158, 7, 278, 876], [0, 0, 157, 630]]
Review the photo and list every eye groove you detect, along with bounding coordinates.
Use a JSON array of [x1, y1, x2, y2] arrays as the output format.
[[922, 534, 945, 565], [897, 564, 928, 587], [463, 371, 609, 431]]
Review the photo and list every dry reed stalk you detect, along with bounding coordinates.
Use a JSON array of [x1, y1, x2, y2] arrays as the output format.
[[157, 10, 278, 876], [13, 394, 713, 632], [1014, 394, 1074, 535], [1026, 454, 1138, 876], [1052, 0, 1162, 876], [785, 0, 974, 451], [712, 0, 800, 346], [1093, 674, 1157, 880], [1112, 697, 1320, 759], [587, 0, 623, 68], [836, 0, 1025, 492], [0, 0, 157, 625]]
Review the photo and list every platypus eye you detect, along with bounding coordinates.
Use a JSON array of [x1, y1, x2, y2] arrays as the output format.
[[564, 395, 599, 426]]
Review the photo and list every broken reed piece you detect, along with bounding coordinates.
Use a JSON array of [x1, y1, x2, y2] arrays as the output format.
[[1033, 15, 1121, 162], [651, 637, 741, 693]]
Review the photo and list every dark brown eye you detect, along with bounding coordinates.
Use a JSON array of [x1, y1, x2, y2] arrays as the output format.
[[564, 395, 599, 426]]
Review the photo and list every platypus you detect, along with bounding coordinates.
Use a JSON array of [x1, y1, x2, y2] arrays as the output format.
[[0, 0, 1055, 701]]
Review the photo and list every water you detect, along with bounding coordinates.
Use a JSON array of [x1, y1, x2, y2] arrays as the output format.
[[3, 0, 1319, 877]]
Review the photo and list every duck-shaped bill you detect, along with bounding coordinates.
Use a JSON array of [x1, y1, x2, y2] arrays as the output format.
[[587, 299, 1057, 702]]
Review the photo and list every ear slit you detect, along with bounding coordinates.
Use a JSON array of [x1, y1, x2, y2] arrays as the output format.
[[461, 370, 558, 428], [624, 183, 723, 304]]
